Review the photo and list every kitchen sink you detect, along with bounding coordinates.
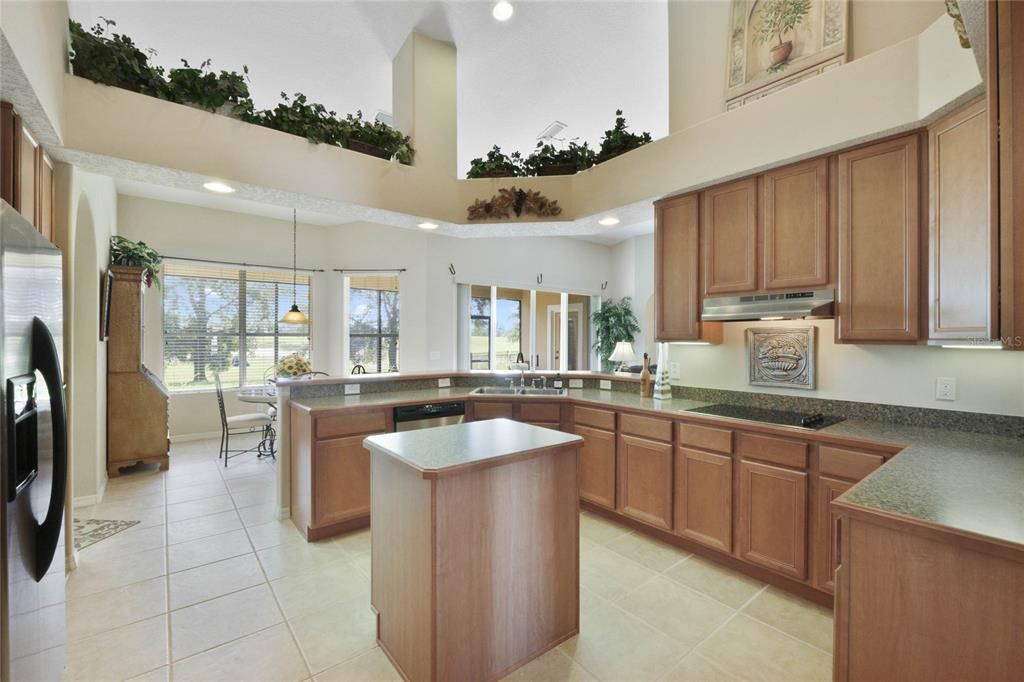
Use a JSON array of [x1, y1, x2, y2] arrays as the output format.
[[469, 386, 567, 397]]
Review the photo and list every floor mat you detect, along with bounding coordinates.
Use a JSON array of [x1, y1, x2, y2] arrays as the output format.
[[73, 517, 140, 551]]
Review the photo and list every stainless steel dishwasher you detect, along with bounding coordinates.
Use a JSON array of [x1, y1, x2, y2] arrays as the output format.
[[393, 401, 465, 431]]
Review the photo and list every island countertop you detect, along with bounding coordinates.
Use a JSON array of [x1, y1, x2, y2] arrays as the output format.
[[363, 418, 582, 478]]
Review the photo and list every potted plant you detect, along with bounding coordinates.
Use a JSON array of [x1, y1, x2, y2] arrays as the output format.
[[343, 110, 415, 165], [240, 92, 349, 146], [69, 18, 167, 95], [466, 146, 525, 178], [597, 110, 653, 163], [110, 236, 163, 288], [753, 0, 812, 69], [524, 141, 597, 176], [163, 59, 253, 115], [591, 297, 641, 372]]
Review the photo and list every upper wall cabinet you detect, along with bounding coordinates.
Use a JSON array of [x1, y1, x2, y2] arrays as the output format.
[[762, 158, 830, 290], [1, 101, 54, 240], [702, 177, 758, 295], [836, 134, 922, 343], [928, 99, 997, 342]]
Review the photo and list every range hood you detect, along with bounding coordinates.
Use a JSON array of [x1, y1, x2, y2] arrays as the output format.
[[701, 288, 835, 322]]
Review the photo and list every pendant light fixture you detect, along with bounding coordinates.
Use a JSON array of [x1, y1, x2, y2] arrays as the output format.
[[280, 209, 309, 325]]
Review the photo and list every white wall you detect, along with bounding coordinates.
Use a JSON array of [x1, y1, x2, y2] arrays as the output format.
[[118, 195, 613, 437], [0, 0, 69, 140], [614, 236, 1024, 417], [53, 165, 118, 505]]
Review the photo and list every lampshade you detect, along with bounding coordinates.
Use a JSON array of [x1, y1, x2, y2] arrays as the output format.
[[279, 208, 309, 325], [608, 341, 637, 364], [280, 304, 308, 325]]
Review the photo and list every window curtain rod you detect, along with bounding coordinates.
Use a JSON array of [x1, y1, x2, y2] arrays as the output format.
[[332, 268, 407, 274], [164, 255, 324, 273]]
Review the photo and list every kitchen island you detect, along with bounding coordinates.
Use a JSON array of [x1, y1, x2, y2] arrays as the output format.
[[364, 418, 583, 682]]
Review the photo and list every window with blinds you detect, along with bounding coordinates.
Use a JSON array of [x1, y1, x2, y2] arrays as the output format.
[[163, 262, 312, 391], [348, 275, 399, 374]]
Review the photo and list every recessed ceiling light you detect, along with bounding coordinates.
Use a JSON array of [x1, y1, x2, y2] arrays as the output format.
[[418, 222, 439, 230], [203, 181, 235, 194], [598, 216, 620, 227], [492, 1, 514, 21]]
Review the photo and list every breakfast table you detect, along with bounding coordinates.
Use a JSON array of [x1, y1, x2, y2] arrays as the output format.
[[237, 385, 278, 405]]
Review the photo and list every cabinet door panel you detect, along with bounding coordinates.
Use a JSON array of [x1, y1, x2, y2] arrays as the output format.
[[763, 158, 829, 290], [929, 100, 997, 340], [656, 193, 702, 340], [473, 401, 515, 420], [575, 425, 616, 510], [314, 434, 374, 527], [813, 476, 852, 594], [738, 459, 808, 580], [703, 178, 758, 295], [617, 435, 673, 530], [18, 126, 36, 227], [837, 135, 921, 342], [675, 448, 732, 553]]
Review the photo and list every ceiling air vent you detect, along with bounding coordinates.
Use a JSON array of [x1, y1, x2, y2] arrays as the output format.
[[537, 120, 567, 141]]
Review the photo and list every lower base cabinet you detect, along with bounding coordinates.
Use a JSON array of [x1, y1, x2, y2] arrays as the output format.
[[617, 434, 673, 530], [576, 425, 616, 510], [674, 447, 733, 552], [738, 459, 808, 580], [314, 435, 377, 527], [813, 476, 852, 593]]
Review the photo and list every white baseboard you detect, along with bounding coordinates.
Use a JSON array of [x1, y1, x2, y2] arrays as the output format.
[[170, 431, 221, 443], [278, 506, 290, 521], [73, 475, 107, 508]]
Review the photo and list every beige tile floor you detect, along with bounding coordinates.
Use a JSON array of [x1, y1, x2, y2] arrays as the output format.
[[66, 436, 833, 681]]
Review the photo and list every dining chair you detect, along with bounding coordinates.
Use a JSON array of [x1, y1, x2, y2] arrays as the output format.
[[214, 373, 275, 467]]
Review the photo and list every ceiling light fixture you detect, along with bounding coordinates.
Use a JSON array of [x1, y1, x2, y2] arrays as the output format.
[[492, 1, 514, 21], [598, 216, 620, 227], [418, 221, 439, 230], [202, 181, 235, 194], [940, 344, 1001, 350], [280, 209, 309, 325]]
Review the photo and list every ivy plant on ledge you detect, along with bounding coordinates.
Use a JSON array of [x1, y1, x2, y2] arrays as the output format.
[[69, 18, 415, 165]]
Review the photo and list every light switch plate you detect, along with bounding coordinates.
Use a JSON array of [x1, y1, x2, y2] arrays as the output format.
[[599, 379, 612, 390], [669, 362, 681, 380], [344, 383, 361, 395], [935, 377, 956, 401], [569, 378, 583, 389], [438, 378, 451, 388]]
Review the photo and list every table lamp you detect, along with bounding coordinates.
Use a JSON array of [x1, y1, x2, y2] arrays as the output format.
[[608, 341, 637, 373]]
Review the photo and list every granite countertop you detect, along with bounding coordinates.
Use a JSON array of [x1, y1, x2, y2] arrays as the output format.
[[363, 418, 582, 478], [289, 386, 1024, 548]]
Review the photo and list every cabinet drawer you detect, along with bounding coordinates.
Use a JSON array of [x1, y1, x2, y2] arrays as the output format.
[[620, 413, 673, 442], [735, 432, 807, 469], [519, 402, 562, 423], [473, 401, 515, 420], [678, 422, 732, 454], [819, 445, 884, 481], [574, 406, 616, 431], [316, 410, 389, 439]]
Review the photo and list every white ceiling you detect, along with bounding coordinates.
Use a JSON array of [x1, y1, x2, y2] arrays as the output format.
[[68, 0, 669, 178]]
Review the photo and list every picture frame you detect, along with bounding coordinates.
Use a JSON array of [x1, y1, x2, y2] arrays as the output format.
[[100, 269, 113, 341]]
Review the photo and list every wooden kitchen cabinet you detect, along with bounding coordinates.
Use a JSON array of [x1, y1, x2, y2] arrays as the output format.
[[738, 459, 808, 580], [617, 434, 673, 530], [1, 100, 54, 239], [674, 447, 732, 553], [472, 401, 515, 420], [314, 435, 374, 526], [836, 134, 923, 342], [655, 193, 723, 343], [702, 177, 758, 295], [575, 424, 616, 510], [762, 157, 830, 290]]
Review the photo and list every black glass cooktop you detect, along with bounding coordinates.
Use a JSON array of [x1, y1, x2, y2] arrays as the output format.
[[685, 404, 844, 430]]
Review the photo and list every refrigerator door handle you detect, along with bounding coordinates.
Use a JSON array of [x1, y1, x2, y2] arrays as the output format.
[[30, 316, 67, 581]]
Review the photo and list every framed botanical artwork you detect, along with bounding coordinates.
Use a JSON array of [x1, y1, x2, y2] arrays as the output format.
[[726, 0, 849, 108], [747, 326, 816, 390]]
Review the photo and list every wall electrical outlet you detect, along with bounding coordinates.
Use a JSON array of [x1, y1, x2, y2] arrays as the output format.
[[569, 378, 583, 389], [935, 377, 957, 401], [599, 379, 612, 390], [344, 383, 361, 395], [669, 362, 681, 380], [438, 378, 451, 388]]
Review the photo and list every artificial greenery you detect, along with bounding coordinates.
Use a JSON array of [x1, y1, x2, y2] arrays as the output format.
[[68, 19, 415, 164], [466, 146, 526, 178], [591, 297, 641, 372], [110, 236, 163, 289], [524, 141, 597, 175], [597, 109, 653, 162], [752, 0, 812, 49]]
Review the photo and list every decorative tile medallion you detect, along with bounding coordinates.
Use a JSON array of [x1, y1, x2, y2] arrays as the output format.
[[747, 326, 816, 390], [73, 517, 140, 551]]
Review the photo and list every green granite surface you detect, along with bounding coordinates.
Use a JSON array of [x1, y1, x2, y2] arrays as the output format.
[[363, 418, 581, 475]]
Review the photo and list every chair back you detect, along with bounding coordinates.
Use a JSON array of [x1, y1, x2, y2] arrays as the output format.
[[213, 373, 229, 429]]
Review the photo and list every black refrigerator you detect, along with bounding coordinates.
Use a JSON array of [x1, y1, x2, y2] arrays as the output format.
[[0, 201, 67, 681]]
